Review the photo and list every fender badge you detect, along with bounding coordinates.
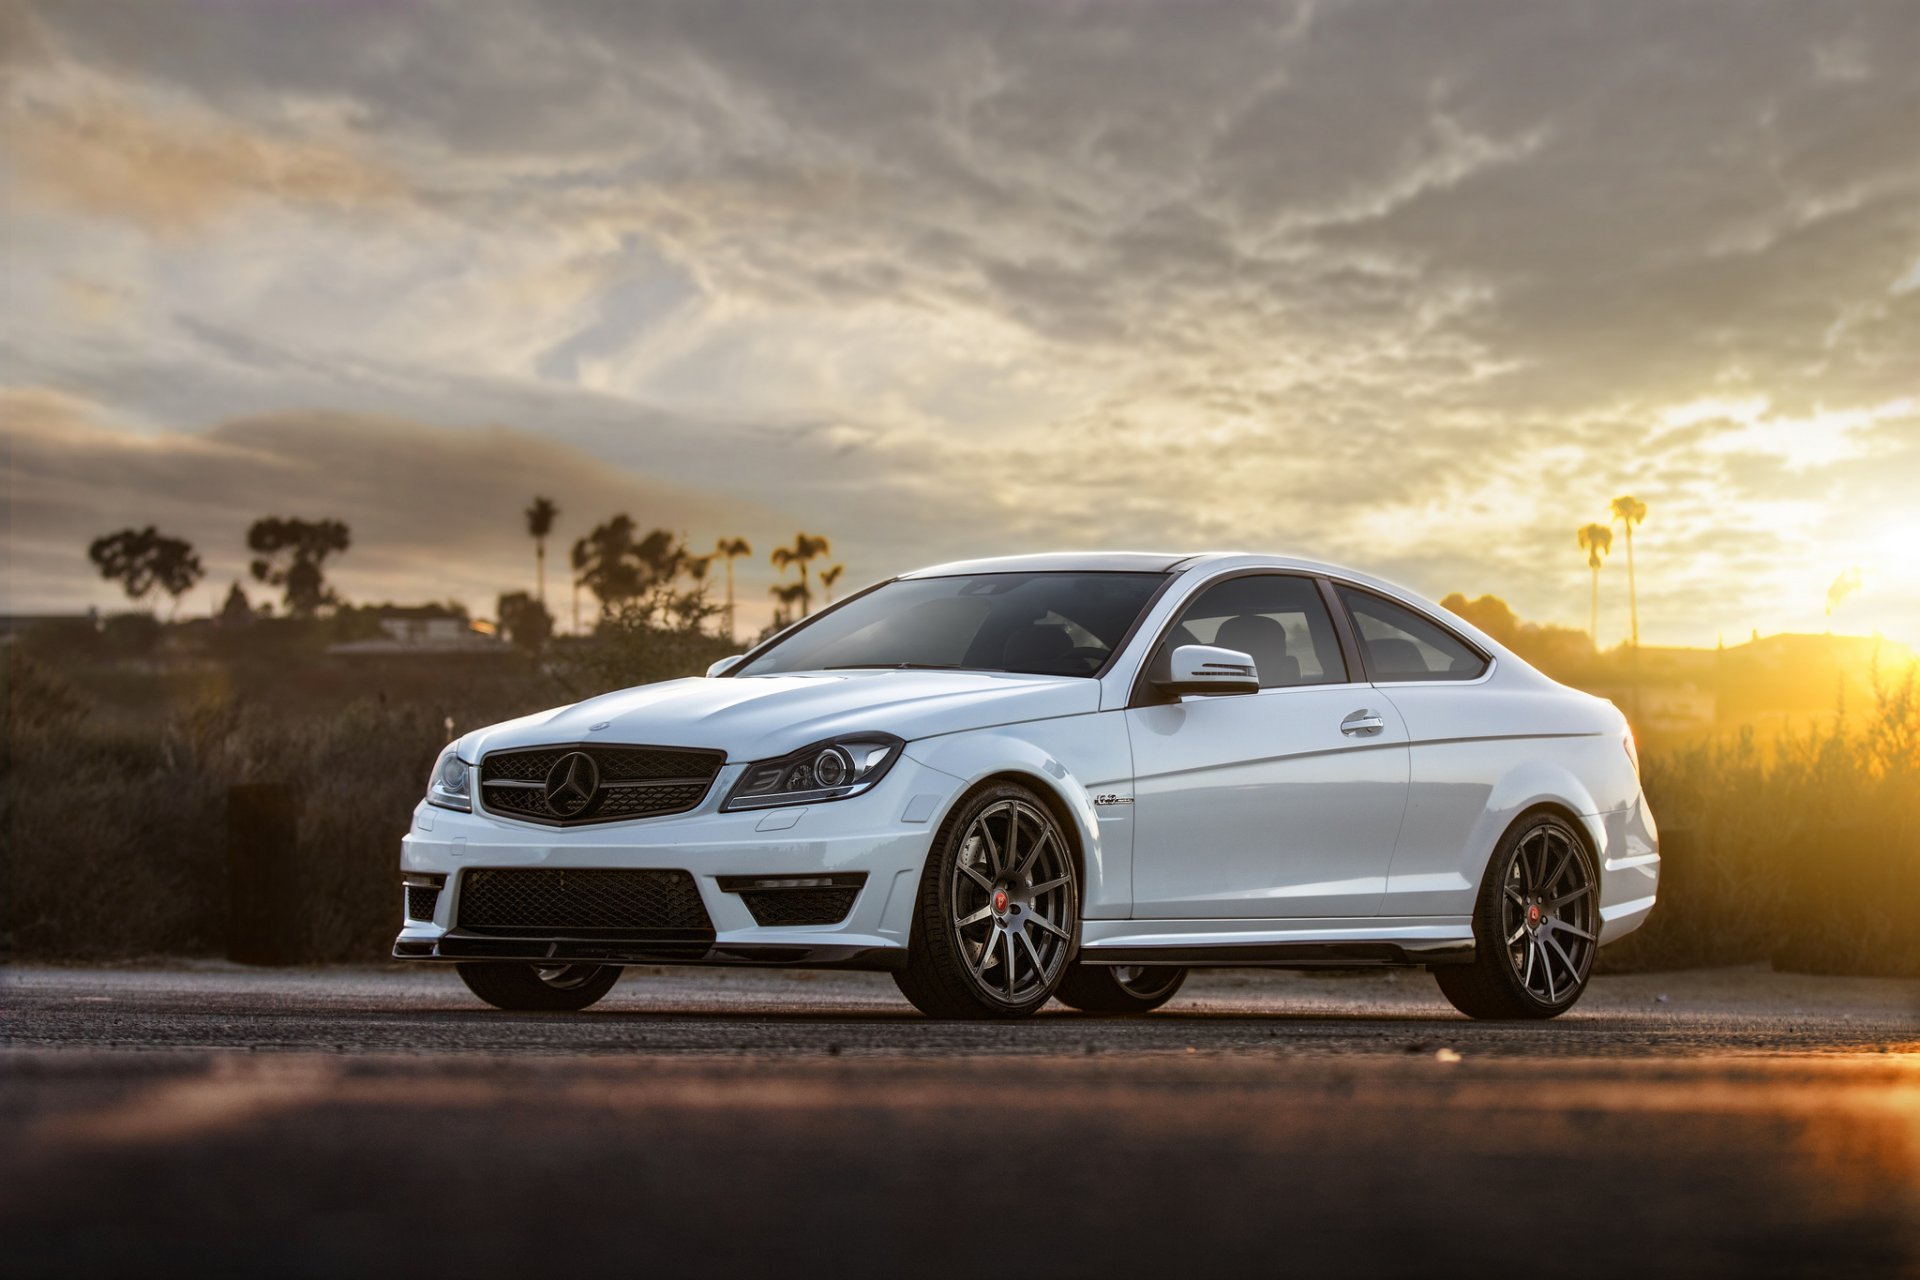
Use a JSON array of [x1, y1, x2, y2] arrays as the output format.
[[589, 721, 612, 732], [1093, 794, 1133, 807]]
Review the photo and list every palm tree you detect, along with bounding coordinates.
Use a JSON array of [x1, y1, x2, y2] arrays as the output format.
[[714, 537, 752, 644], [569, 535, 590, 634], [1610, 496, 1647, 648], [770, 532, 831, 618], [1576, 523, 1612, 646], [525, 497, 559, 606], [819, 563, 845, 605]]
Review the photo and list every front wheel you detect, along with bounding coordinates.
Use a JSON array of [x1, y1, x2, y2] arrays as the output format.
[[1053, 963, 1187, 1014], [893, 784, 1080, 1019], [456, 962, 621, 1012], [1435, 812, 1599, 1020]]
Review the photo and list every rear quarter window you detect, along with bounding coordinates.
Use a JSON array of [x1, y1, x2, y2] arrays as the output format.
[[1336, 587, 1489, 682]]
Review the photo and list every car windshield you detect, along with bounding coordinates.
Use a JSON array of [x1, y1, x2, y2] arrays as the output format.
[[736, 572, 1167, 678]]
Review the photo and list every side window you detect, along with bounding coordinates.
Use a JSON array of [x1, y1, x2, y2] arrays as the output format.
[[1336, 587, 1488, 682], [1158, 575, 1348, 689]]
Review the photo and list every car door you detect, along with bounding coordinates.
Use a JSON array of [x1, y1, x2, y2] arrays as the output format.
[[1125, 573, 1411, 919], [1332, 585, 1498, 919]]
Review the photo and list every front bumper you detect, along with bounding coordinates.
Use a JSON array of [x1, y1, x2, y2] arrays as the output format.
[[393, 754, 958, 968]]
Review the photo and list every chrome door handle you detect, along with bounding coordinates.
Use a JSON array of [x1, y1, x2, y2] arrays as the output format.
[[1341, 711, 1385, 737]]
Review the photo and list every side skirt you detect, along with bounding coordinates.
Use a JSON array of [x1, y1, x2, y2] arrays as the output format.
[[1077, 939, 1475, 968]]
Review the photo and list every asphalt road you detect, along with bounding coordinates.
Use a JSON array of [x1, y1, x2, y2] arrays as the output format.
[[4, 963, 1918, 1278]]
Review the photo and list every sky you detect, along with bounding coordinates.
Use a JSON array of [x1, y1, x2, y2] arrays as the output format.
[[4, 0, 1918, 646]]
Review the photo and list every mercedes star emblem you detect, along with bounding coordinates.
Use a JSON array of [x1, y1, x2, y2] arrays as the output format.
[[543, 751, 600, 817]]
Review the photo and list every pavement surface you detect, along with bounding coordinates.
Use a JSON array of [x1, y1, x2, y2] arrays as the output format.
[[4, 963, 1918, 1277]]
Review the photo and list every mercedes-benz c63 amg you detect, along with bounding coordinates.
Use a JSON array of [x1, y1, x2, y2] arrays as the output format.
[[395, 552, 1658, 1020]]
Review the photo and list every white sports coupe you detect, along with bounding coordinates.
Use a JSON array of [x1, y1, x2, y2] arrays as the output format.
[[396, 552, 1659, 1020]]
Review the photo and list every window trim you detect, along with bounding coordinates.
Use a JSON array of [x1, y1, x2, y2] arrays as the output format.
[[1126, 569, 1362, 707], [1327, 580, 1493, 685]]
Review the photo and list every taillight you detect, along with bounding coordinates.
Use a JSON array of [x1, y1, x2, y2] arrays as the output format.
[[1623, 729, 1640, 777]]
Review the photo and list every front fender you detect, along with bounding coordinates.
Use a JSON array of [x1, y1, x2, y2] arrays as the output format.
[[902, 727, 1127, 918]]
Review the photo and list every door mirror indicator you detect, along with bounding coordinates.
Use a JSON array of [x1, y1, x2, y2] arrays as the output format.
[[1154, 644, 1260, 697]]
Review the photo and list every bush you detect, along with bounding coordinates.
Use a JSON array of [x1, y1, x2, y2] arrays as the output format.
[[1600, 672, 1920, 976], [1, 612, 742, 962]]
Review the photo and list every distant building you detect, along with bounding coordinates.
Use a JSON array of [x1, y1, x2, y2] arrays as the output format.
[[326, 604, 506, 656], [1580, 631, 1916, 742]]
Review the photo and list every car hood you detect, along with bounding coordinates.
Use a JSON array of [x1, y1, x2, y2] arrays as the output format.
[[460, 669, 1099, 763]]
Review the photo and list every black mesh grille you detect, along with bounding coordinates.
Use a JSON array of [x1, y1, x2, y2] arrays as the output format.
[[738, 887, 860, 927], [456, 868, 714, 942], [404, 884, 440, 921], [477, 744, 724, 826], [598, 782, 711, 816]]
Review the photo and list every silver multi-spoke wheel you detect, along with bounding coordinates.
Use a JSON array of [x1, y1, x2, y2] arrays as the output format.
[[1435, 812, 1598, 1020], [894, 784, 1081, 1019], [950, 799, 1075, 1005], [1501, 824, 1597, 1004]]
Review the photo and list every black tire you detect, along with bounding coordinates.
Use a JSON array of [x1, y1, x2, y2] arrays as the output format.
[[456, 962, 621, 1012], [1435, 810, 1600, 1020], [1053, 963, 1188, 1014], [892, 782, 1080, 1019]]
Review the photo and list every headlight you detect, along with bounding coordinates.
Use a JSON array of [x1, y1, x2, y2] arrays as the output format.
[[722, 734, 904, 811], [427, 747, 472, 812]]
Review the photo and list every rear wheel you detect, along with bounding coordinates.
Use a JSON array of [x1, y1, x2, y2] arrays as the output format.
[[1435, 812, 1599, 1020], [456, 962, 621, 1012], [1053, 963, 1187, 1014], [893, 783, 1079, 1019]]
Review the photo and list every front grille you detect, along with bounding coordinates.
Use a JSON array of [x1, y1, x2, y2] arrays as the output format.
[[738, 887, 861, 927], [478, 744, 724, 827], [404, 884, 440, 922], [456, 868, 714, 948]]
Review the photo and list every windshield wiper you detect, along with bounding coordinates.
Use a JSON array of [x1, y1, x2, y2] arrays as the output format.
[[824, 662, 966, 671]]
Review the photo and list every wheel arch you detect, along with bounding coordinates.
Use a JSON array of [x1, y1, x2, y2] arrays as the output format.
[[901, 736, 1104, 910]]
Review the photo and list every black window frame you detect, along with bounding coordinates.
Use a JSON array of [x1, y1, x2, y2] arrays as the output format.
[[1329, 582, 1492, 684]]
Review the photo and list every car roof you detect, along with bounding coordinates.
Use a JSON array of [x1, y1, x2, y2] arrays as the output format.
[[899, 550, 1346, 579]]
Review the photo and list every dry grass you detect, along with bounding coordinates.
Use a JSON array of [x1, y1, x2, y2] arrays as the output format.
[[1601, 673, 1919, 976]]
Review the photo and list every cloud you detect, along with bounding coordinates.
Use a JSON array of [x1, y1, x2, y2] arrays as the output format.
[[4, 0, 1919, 646], [2, 7, 403, 234]]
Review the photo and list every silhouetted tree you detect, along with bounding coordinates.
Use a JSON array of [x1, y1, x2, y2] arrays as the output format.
[[1610, 495, 1646, 648], [1440, 593, 1521, 647], [770, 532, 831, 618], [1826, 567, 1863, 620], [714, 536, 752, 644], [87, 526, 204, 614], [1440, 593, 1594, 674], [573, 515, 704, 621], [820, 563, 846, 605], [218, 582, 255, 628], [525, 496, 559, 606], [1577, 523, 1613, 644], [496, 590, 553, 651], [247, 517, 351, 617]]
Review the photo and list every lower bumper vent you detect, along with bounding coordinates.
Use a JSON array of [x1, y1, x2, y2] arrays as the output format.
[[456, 868, 714, 949], [718, 873, 866, 927]]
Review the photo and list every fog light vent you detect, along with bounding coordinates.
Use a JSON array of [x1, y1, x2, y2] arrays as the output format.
[[403, 875, 446, 923], [717, 873, 866, 927]]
